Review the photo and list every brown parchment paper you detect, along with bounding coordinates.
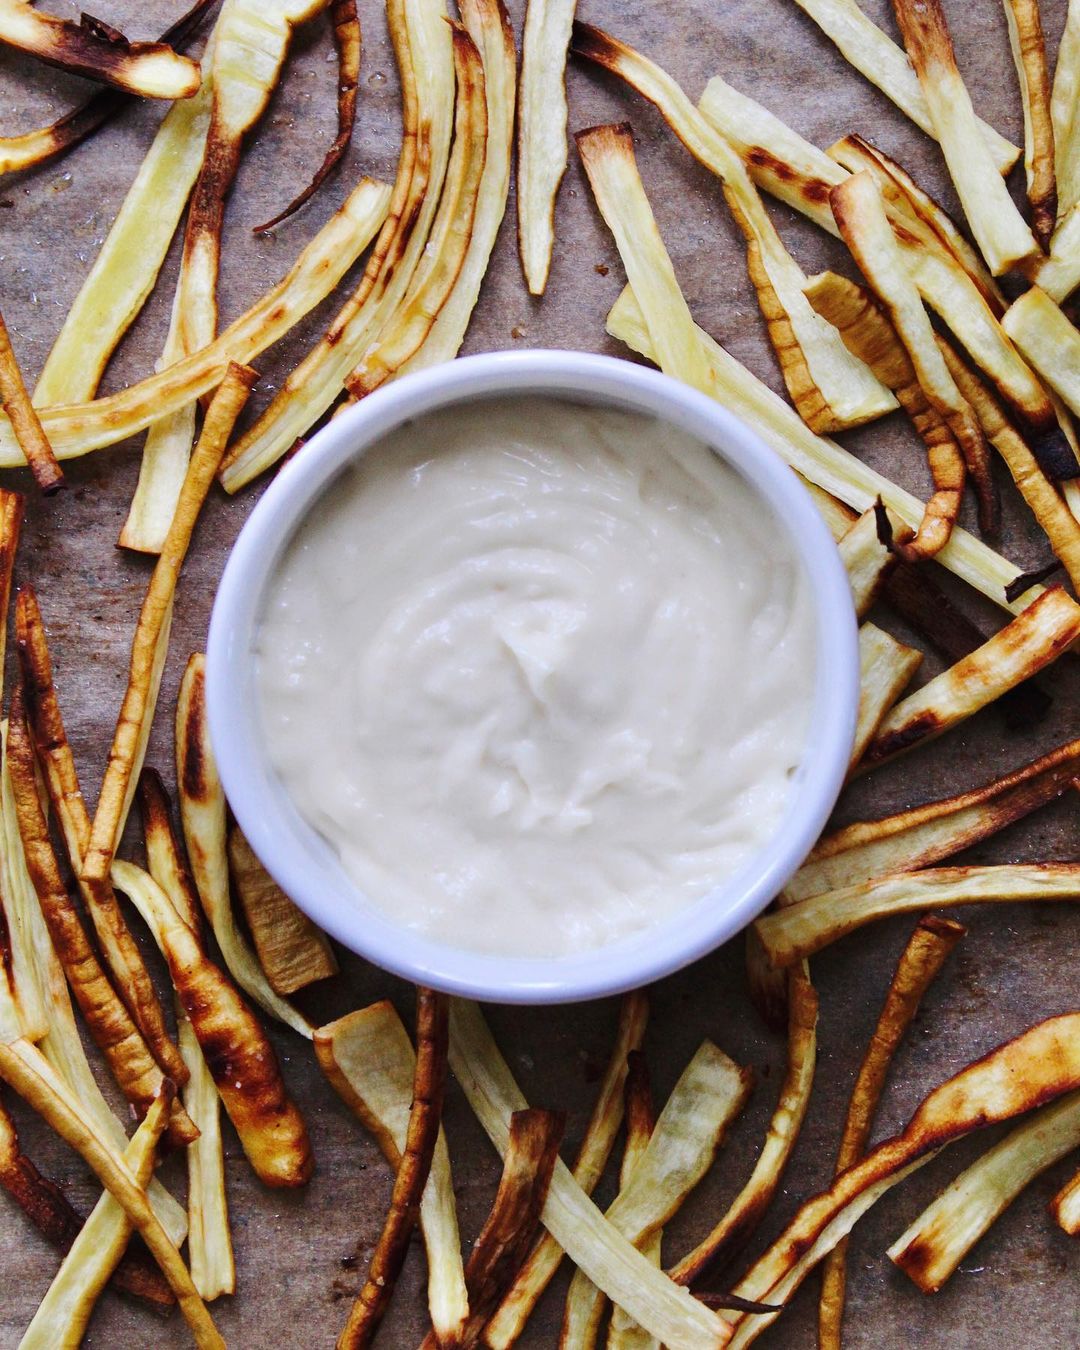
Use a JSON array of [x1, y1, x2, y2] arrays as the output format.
[[0, 1, 1077, 1345]]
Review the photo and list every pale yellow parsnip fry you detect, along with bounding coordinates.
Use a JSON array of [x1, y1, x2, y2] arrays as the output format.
[[1053, 0, 1080, 221], [1051, 1164, 1080, 1234], [1002, 286, 1080, 416], [850, 624, 922, 769], [838, 508, 902, 618]]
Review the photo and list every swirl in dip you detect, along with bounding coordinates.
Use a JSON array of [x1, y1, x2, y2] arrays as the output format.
[[255, 395, 815, 957]]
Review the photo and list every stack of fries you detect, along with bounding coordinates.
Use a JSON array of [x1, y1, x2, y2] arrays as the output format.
[[0, 0, 1078, 1344]]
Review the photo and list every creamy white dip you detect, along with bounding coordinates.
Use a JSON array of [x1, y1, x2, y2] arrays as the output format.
[[256, 396, 815, 957]]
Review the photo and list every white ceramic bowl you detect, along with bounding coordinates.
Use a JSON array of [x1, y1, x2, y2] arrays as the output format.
[[207, 350, 858, 1004]]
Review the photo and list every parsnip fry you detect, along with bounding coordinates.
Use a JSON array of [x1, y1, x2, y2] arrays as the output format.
[[486, 990, 649, 1348], [314, 1002, 469, 1344], [789, 0, 1018, 174], [449, 999, 734, 1350], [1002, 285, 1080, 418], [606, 286, 1036, 613], [892, 0, 1038, 275], [517, 0, 575, 294], [1051, 1164, 1080, 1234], [861, 586, 1080, 768], [722, 1012, 1080, 1346], [112, 860, 314, 1190], [0, 311, 62, 494], [1003, 0, 1056, 248], [562, 1042, 752, 1342], [607, 1054, 659, 1350], [838, 508, 905, 617], [253, 0, 360, 232], [228, 827, 337, 994], [851, 624, 923, 768], [0, 1037, 222, 1348], [889, 1089, 1080, 1294], [755, 864, 1080, 969], [570, 24, 895, 433], [670, 967, 816, 1284], [176, 653, 314, 1037], [339, 988, 448, 1348], [818, 916, 963, 1349], [0, 0, 200, 100], [1053, 0, 1080, 220], [20, 1083, 172, 1349], [83, 363, 256, 892], [792, 736, 1080, 902]]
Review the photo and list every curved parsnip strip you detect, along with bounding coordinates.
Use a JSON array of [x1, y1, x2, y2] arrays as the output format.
[[0, 312, 62, 493], [755, 863, 1080, 969], [818, 916, 962, 1348], [0, 1, 200, 100], [850, 624, 923, 770], [314, 1002, 468, 1343], [888, 1089, 1080, 1295], [570, 24, 894, 434], [176, 653, 314, 1038], [1051, 1164, 1080, 1234], [19, 1083, 172, 1350], [788, 0, 1018, 174], [1003, 0, 1056, 249], [670, 967, 816, 1284], [449, 999, 734, 1350], [486, 991, 648, 1349], [517, 0, 575, 294]]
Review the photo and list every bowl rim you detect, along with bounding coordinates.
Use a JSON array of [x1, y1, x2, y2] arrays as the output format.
[[207, 349, 858, 1004]]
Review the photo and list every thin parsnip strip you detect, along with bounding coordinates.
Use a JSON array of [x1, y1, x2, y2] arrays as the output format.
[[561, 1042, 752, 1343], [338, 988, 448, 1348], [314, 1002, 469, 1344], [486, 990, 649, 1348], [19, 1083, 173, 1349], [176, 653, 314, 1037], [805, 270, 965, 557], [1054, 0, 1080, 221], [0, 311, 62, 493], [1003, 284, 1080, 418], [113, 860, 314, 1191], [345, 21, 488, 397], [0, 1037, 222, 1347], [7, 690, 197, 1146], [788, 0, 1018, 173], [838, 508, 905, 617], [1051, 1165, 1080, 1234], [403, 0, 515, 372], [1003, 0, 1056, 248], [571, 25, 895, 433], [755, 864, 1080, 969], [861, 586, 1080, 769], [818, 916, 963, 1349], [0, 1, 200, 100], [16, 585, 186, 1086], [722, 1012, 1080, 1346], [792, 737, 1080, 903], [83, 363, 256, 892], [254, 0, 360, 232], [892, 0, 1038, 275], [228, 827, 337, 995], [606, 285, 1037, 613], [449, 999, 735, 1350], [888, 1089, 1080, 1295], [850, 623, 923, 769], [517, 0, 576, 294], [606, 1053, 659, 1350], [670, 967, 816, 1284]]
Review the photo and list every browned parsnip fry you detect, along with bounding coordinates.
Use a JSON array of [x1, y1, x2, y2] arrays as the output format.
[[420, 1108, 565, 1350], [0, 487, 20, 711], [140, 769, 203, 935], [838, 508, 908, 618], [16, 585, 187, 1088], [892, 0, 1039, 275], [83, 363, 256, 892], [254, 0, 360, 232], [0, 311, 63, 494], [485, 990, 648, 1349], [0, 0, 216, 177], [6, 689, 197, 1146], [606, 1053, 659, 1350], [830, 171, 997, 534], [851, 624, 923, 769], [754, 864, 1080, 969], [0, 1037, 222, 1347], [0, 0, 201, 100], [0, 1088, 172, 1309], [818, 916, 964, 1349], [1052, 1165, 1080, 1234], [792, 737, 1080, 902], [671, 967, 816, 1284], [722, 1011, 1080, 1346], [1003, 0, 1056, 249], [805, 271, 965, 558], [339, 988, 448, 1348], [861, 586, 1080, 768], [227, 826, 337, 995]]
